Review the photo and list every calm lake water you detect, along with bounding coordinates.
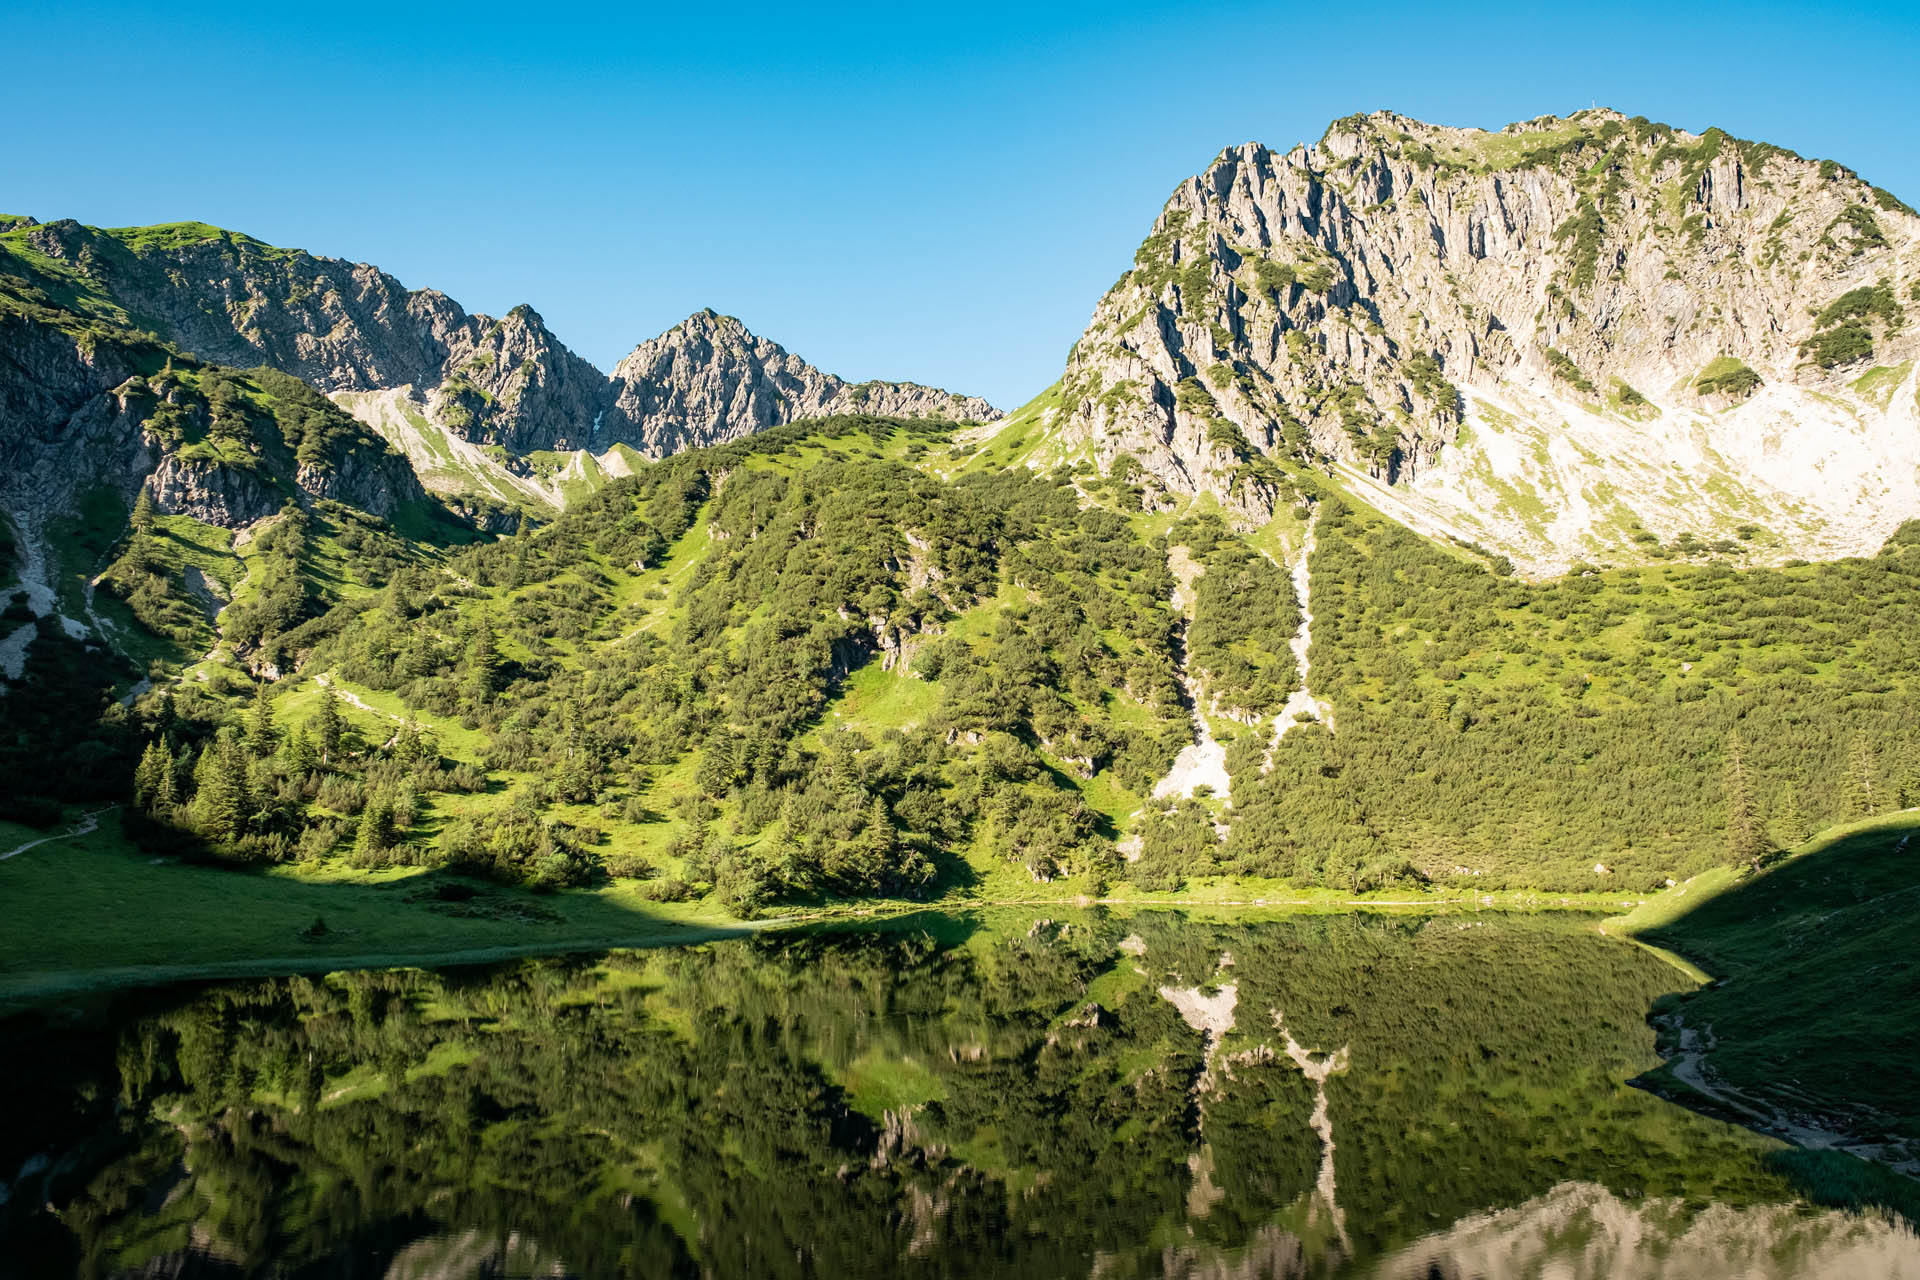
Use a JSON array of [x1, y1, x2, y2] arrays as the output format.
[[2, 910, 1914, 1279]]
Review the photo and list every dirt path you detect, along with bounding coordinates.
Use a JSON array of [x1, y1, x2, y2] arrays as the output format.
[[0, 807, 111, 861], [314, 672, 401, 721]]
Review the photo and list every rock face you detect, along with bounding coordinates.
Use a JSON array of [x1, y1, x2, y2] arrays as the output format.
[[11, 220, 609, 453], [1054, 109, 1920, 569], [602, 310, 999, 457], [4, 222, 997, 472], [0, 279, 424, 545]]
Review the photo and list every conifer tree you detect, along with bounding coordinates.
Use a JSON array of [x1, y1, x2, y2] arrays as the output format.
[[283, 726, 318, 776], [855, 796, 898, 887], [1897, 757, 1920, 811], [192, 729, 250, 842], [465, 620, 501, 703], [315, 687, 344, 765], [246, 682, 277, 758], [355, 790, 396, 861], [154, 754, 179, 815], [1847, 735, 1878, 817], [1723, 731, 1766, 869], [393, 717, 424, 769], [130, 487, 157, 534], [1771, 784, 1811, 850], [133, 740, 171, 811]]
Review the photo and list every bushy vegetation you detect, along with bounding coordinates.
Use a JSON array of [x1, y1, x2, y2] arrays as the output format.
[[1694, 355, 1763, 399], [63, 417, 1203, 906], [14, 397, 1920, 910], [1544, 347, 1598, 396], [1192, 498, 1920, 892], [1801, 281, 1903, 369]]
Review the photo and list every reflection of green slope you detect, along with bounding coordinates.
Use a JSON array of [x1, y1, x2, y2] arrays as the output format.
[[2, 910, 1870, 1277]]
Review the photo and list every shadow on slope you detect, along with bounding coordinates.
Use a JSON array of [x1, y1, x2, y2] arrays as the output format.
[[1626, 810, 1920, 1227]]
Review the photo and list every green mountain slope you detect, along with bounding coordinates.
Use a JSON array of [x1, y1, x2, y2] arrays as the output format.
[[8, 402, 1917, 917]]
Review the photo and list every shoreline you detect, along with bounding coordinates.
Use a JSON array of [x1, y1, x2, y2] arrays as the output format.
[[1, 887, 1649, 1011]]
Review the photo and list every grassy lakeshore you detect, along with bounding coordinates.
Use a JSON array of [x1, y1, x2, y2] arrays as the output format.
[[0, 811, 750, 1008], [1610, 809, 1920, 1217], [4, 806, 1654, 1008]]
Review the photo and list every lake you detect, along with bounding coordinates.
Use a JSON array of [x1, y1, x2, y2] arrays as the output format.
[[2, 910, 1914, 1278]]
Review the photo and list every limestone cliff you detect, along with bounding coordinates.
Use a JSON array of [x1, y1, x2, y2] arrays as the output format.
[[0, 221, 998, 490], [602, 309, 999, 457], [1050, 109, 1920, 570], [5, 219, 609, 453]]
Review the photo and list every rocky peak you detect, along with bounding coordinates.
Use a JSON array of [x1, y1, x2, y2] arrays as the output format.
[[1048, 109, 1920, 568], [602, 311, 998, 458], [2, 220, 997, 476]]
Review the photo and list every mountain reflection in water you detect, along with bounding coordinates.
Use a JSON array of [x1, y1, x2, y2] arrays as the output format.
[[1, 910, 1914, 1278]]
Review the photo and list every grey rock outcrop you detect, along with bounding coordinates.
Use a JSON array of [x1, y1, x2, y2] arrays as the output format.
[[1052, 110, 1920, 563], [7, 223, 998, 469], [13, 221, 609, 452], [0, 307, 424, 542], [602, 310, 999, 457]]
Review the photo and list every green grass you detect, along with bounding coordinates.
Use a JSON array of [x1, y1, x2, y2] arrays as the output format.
[[0, 813, 750, 1008], [834, 1049, 947, 1119], [1623, 809, 1920, 1154], [1852, 361, 1912, 409], [814, 661, 940, 735]]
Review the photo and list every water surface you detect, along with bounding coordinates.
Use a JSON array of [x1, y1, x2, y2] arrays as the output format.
[[2, 910, 1914, 1278]]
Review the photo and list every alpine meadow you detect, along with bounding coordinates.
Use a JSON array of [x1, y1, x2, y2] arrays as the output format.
[[2, 41, 1919, 1278]]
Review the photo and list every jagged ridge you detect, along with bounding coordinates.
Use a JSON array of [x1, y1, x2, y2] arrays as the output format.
[[1048, 108, 1920, 572], [0, 218, 998, 480]]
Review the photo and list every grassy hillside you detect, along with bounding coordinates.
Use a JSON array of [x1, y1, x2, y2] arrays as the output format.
[[1612, 810, 1920, 1222], [1624, 811, 1920, 1148], [7, 396, 1920, 927]]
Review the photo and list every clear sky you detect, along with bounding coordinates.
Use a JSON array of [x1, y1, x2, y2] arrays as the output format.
[[7, 1, 1916, 409]]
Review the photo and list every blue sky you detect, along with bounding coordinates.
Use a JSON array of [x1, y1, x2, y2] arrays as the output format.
[[7, 1, 1916, 408]]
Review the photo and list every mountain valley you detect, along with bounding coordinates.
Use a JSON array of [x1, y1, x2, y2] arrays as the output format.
[[3, 109, 1920, 1223]]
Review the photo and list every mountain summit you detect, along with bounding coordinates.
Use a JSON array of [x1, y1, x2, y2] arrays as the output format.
[[1043, 108, 1920, 571], [0, 219, 997, 517], [603, 309, 999, 457]]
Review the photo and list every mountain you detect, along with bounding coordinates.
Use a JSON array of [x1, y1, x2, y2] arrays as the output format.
[[0, 217, 609, 452], [1, 110, 1916, 914], [1044, 109, 1920, 573], [5, 107, 1920, 1216], [604, 309, 999, 457], [0, 218, 998, 517]]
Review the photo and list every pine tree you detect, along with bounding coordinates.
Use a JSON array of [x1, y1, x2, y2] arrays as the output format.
[[154, 754, 179, 814], [1847, 735, 1878, 818], [246, 682, 277, 758], [1723, 731, 1766, 869], [1771, 784, 1811, 850], [283, 726, 318, 776], [130, 487, 157, 534], [466, 620, 501, 702], [855, 796, 898, 890], [315, 686, 343, 765], [1897, 757, 1920, 811], [133, 740, 171, 811], [192, 729, 250, 842], [354, 790, 396, 861], [393, 717, 424, 769]]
